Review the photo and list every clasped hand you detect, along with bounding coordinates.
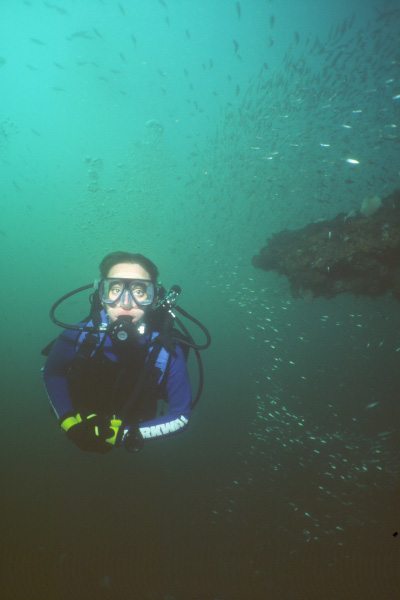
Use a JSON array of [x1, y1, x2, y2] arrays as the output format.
[[65, 414, 122, 453]]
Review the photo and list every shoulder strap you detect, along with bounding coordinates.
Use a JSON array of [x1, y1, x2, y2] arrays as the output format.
[[118, 334, 168, 421], [67, 329, 106, 387], [74, 331, 104, 359]]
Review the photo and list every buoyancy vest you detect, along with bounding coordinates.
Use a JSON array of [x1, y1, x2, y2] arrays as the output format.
[[67, 325, 173, 423]]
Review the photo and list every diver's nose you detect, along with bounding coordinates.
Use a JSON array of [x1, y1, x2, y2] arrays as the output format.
[[120, 289, 133, 309]]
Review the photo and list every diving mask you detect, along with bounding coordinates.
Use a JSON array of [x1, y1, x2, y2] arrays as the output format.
[[98, 278, 155, 307]]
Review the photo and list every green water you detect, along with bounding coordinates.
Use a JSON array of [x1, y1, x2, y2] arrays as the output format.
[[1, 0, 399, 598]]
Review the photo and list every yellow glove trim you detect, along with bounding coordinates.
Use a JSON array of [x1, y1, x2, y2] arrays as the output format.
[[106, 419, 123, 445], [60, 416, 79, 432]]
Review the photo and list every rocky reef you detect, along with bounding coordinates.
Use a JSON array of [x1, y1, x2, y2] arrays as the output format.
[[252, 189, 400, 302]]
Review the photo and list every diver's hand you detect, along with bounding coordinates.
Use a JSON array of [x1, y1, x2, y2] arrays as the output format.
[[121, 425, 144, 452], [61, 414, 113, 453]]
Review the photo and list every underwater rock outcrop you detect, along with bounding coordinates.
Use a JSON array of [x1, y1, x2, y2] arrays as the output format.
[[252, 189, 400, 302]]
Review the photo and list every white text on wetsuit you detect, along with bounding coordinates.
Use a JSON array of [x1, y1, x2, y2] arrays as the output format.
[[139, 415, 189, 439]]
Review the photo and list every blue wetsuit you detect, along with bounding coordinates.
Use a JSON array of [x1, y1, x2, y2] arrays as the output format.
[[43, 314, 191, 442]]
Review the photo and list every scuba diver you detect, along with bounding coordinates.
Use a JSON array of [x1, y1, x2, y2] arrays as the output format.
[[42, 251, 211, 454]]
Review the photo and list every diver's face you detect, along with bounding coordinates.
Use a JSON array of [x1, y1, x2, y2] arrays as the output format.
[[103, 263, 152, 324]]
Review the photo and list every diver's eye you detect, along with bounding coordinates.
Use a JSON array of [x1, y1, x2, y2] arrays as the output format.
[[132, 286, 146, 299], [109, 285, 122, 297]]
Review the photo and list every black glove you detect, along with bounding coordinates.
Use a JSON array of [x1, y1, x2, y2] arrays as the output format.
[[61, 414, 114, 453], [121, 425, 144, 452]]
